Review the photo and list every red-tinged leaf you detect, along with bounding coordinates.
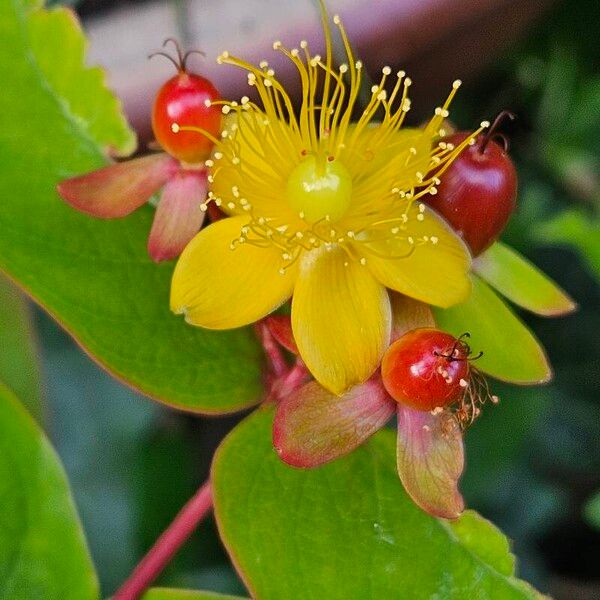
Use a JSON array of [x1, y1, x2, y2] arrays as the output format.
[[264, 314, 298, 354], [57, 153, 178, 218], [148, 170, 208, 262], [273, 378, 396, 468], [390, 293, 435, 341], [396, 404, 465, 519]]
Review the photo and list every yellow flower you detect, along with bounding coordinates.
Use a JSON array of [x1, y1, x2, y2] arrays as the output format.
[[170, 7, 488, 395]]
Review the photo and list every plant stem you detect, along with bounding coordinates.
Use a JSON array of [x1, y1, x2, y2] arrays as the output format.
[[257, 321, 288, 377], [113, 480, 213, 600]]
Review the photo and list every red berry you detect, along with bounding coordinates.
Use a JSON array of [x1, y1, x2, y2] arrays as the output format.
[[152, 72, 221, 164], [149, 41, 221, 164], [426, 119, 517, 256], [381, 328, 470, 411]]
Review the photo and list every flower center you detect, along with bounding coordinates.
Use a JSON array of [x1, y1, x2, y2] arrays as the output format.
[[286, 156, 352, 223]]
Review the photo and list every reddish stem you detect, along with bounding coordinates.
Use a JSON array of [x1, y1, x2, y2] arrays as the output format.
[[113, 480, 213, 600], [257, 322, 288, 377]]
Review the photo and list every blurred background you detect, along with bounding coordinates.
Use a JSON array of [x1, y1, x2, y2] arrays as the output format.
[[4, 0, 599, 597]]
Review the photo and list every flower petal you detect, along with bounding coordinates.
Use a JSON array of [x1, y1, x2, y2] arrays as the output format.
[[57, 153, 177, 218], [433, 275, 552, 384], [474, 241, 577, 316], [365, 206, 472, 307], [292, 246, 392, 394], [397, 404, 465, 519], [273, 378, 396, 468], [211, 114, 300, 223], [264, 314, 298, 354], [148, 171, 207, 262], [390, 293, 435, 341], [171, 216, 297, 329]]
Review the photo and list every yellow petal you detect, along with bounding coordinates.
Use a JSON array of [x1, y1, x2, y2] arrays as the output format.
[[171, 216, 296, 329], [364, 206, 471, 307], [292, 246, 392, 395], [210, 114, 300, 223], [345, 128, 432, 218]]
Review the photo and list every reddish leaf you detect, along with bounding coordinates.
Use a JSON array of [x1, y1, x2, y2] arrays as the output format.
[[396, 404, 465, 519], [273, 378, 396, 468], [264, 314, 298, 354], [148, 170, 207, 262], [57, 153, 178, 218]]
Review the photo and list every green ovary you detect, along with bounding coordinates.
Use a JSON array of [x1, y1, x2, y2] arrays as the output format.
[[286, 156, 353, 223]]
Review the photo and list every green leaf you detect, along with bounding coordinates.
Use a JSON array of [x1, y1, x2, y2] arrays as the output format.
[[26, 4, 135, 156], [141, 589, 248, 600], [446, 511, 515, 576], [0, 382, 98, 599], [535, 210, 600, 281], [583, 490, 600, 530], [0, 275, 43, 420], [474, 242, 576, 316], [433, 276, 552, 384], [0, 0, 264, 413], [212, 408, 544, 600]]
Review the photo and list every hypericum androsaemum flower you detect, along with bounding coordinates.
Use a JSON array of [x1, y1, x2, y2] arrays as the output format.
[[170, 9, 491, 395]]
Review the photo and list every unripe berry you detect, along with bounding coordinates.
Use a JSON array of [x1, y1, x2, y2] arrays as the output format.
[[150, 40, 221, 164], [382, 328, 470, 411]]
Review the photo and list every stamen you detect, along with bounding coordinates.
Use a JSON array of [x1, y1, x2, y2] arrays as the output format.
[[203, 6, 483, 273]]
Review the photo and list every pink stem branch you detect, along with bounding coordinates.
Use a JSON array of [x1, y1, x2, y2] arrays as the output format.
[[113, 480, 213, 600], [277, 359, 309, 398]]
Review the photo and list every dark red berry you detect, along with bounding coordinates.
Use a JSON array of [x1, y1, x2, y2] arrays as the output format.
[[381, 328, 470, 411], [150, 40, 221, 164], [426, 120, 517, 256]]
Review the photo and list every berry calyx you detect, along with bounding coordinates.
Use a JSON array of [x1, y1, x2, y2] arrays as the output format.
[[150, 39, 221, 164], [381, 328, 473, 411], [426, 111, 518, 256]]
